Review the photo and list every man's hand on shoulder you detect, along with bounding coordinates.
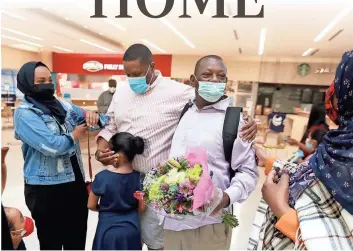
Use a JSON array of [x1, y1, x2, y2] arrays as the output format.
[[240, 114, 257, 142]]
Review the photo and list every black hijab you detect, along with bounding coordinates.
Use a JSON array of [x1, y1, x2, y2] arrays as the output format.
[[17, 61, 67, 124]]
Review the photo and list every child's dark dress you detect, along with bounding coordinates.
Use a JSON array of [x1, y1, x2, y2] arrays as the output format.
[[92, 170, 142, 250]]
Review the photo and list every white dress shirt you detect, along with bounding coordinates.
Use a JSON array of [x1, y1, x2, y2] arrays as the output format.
[[164, 97, 258, 231]]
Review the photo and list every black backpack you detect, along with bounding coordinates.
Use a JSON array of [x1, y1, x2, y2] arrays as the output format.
[[179, 101, 242, 181]]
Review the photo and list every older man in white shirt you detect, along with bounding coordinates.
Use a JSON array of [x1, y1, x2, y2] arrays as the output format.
[[164, 55, 258, 250], [95, 44, 257, 250]]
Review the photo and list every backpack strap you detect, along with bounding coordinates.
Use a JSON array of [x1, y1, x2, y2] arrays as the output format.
[[179, 99, 193, 122], [222, 107, 242, 181]]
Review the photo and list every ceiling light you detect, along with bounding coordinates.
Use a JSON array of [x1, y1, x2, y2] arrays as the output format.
[[1, 27, 42, 41], [258, 28, 266, 56], [1, 11, 26, 20], [1, 35, 43, 47], [84, 25, 88, 29], [141, 39, 167, 53], [313, 3, 353, 42], [103, 20, 126, 31], [160, 18, 195, 48], [65, 17, 70, 21], [53, 45, 74, 52], [302, 48, 314, 57], [8, 43, 41, 52], [80, 39, 116, 52], [99, 32, 104, 35]]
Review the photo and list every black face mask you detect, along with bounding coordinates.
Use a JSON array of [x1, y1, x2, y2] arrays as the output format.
[[32, 84, 55, 100]]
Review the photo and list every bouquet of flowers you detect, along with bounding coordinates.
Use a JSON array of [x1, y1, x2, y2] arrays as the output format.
[[141, 147, 239, 228]]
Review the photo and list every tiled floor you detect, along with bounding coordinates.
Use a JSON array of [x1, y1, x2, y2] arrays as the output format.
[[1, 128, 272, 250]]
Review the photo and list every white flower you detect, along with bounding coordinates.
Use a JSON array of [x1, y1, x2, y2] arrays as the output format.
[[326, 173, 331, 179], [337, 172, 341, 177], [343, 182, 349, 188], [332, 190, 336, 195]]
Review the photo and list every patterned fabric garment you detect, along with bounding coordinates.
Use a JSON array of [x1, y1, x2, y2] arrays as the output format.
[[272, 160, 316, 207], [248, 180, 353, 250], [310, 50, 353, 214], [275, 50, 353, 213], [248, 51, 353, 250]]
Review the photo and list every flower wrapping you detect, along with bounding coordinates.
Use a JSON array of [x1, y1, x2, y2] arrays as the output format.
[[142, 147, 238, 228]]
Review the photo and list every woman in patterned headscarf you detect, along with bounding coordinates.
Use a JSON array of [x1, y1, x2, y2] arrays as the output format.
[[249, 51, 353, 250]]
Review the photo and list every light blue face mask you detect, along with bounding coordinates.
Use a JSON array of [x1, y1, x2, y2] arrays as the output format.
[[197, 81, 226, 103], [305, 138, 313, 149], [127, 66, 151, 94]]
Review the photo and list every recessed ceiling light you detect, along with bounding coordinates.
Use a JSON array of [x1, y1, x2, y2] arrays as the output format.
[[103, 20, 126, 31], [313, 3, 353, 42], [160, 18, 195, 48], [84, 25, 88, 29], [53, 45, 74, 52], [2, 35, 43, 47], [1, 27, 42, 41], [99, 32, 104, 35], [1, 11, 26, 20], [8, 43, 41, 52], [141, 39, 167, 53], [80, 39, 116, 52], [258, 28, 266, 56], [65, 17, 70, 21], [302, 48, 314, 57]]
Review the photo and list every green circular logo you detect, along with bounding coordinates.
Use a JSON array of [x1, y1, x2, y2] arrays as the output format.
[[298, 63, 310, 77]]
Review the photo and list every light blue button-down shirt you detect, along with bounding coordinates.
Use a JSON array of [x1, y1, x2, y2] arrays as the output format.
[[163, 97, 258, 231]]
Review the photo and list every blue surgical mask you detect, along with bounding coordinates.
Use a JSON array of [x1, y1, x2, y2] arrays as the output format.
[[127, 66, 151, 94], [305, 138, 313, 149], [197, 81, 226, 103]]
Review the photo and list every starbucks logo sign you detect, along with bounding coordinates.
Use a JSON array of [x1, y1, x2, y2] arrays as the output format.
[[298, 63, 310, 77]]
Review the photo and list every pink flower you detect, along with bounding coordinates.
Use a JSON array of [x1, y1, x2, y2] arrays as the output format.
[[133, 191, 145, 201], [179, 180, 193, 196], [176, 203, 186, 213]]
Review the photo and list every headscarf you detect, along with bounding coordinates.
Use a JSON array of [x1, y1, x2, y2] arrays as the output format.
[[17, 62, 67, 124], [310, 50, 353, 213]]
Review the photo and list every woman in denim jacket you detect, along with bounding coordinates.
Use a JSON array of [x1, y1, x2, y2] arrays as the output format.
[[14, 62, 106, 250]]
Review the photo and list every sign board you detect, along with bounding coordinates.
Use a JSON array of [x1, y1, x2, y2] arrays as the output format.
[[53, 53, 172, 76]]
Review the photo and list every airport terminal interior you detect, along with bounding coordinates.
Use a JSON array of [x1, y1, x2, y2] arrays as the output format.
[[1, 0, 353, 249]]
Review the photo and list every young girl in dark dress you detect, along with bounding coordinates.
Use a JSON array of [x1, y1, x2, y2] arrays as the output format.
[[88, 132, 146, 250]]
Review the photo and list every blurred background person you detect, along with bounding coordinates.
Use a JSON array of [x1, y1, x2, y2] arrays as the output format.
[[2, 148, 33, 250], [287, 103, 329, 158], [2, 147, 14, 251], [97, 79, 117, 114], [4, 207, 34, 250]]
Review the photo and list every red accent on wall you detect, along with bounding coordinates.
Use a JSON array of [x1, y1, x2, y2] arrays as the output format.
[[52, 53, 172, 77]]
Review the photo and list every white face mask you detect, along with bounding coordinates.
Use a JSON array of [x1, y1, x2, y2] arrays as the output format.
[[109, 87, 116, 93]]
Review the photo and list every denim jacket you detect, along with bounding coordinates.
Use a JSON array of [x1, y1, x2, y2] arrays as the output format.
[[14, 98, 107, 185]]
